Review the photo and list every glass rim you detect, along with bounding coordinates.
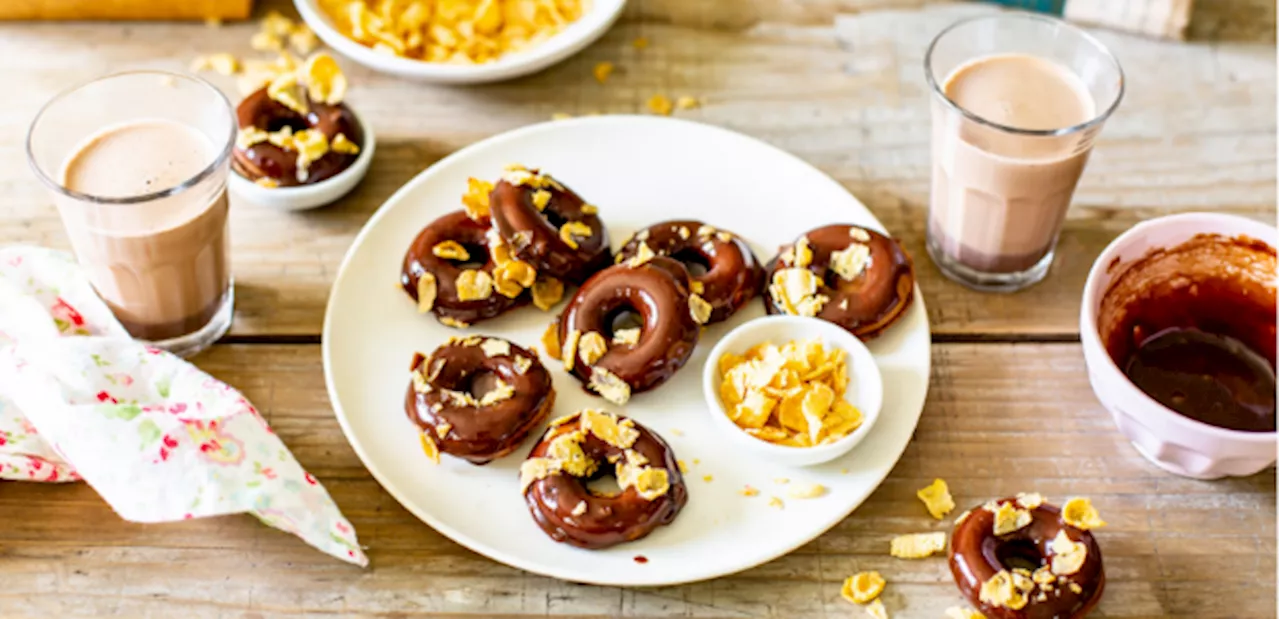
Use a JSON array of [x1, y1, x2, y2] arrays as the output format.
[[25, 70, 236, 206], [923, 13, 1126, 138]]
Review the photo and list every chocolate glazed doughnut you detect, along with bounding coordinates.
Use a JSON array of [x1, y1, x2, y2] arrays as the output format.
[[406, 336, 554, 464], [489, 166, 612, 284], [616, 220, 764, 324], [765, 224, 915, 340], [556, 256, 702, 405], [232, 87, 362, 186], [401, 210, 526, 327], [521, 410, 687, 549], [950, 498, 1106, 619]]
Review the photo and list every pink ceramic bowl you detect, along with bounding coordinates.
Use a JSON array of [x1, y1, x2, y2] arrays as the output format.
[[1080, 213, 1278, 479]]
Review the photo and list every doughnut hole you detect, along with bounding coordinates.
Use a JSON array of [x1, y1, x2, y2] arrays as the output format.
[[447, 242, 490, 270], [464, 370, 504, 401], [995, 538, 1045, 572], [542, 205, 571, 230], [670, 248, 711, 277], [585, 468, 623, 499]]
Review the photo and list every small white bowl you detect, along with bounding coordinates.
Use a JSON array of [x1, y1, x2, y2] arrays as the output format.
[[228, 110, 375, 212], [1080, 212, 1277, 479], [701, 315, 884, 467], [293, 0, 626, 85]]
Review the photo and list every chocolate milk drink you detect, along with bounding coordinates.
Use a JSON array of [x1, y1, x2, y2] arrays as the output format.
[[59, 119, 231, 342], [924, 14, 1123, 292]]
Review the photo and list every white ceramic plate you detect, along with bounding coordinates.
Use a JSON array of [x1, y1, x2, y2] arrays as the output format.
[[323, 116, 932, 586], [294, 0, 626, 84]]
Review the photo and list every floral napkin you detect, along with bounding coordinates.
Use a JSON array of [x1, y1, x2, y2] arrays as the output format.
[[0, 246, 367, 566]]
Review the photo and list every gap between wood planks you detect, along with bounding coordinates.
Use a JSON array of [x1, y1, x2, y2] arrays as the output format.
[[216, 333, 1083, 345]]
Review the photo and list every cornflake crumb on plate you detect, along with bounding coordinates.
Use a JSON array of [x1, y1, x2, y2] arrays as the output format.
[[916, 478, 955, 519], [840, 571, 885, 605], [889, 532, 946, 559], [786, 483, 826, 499], [593, 61, 614, 83], [702, 474, 713, 483], [647, 94, 673, 116], [768, 496, 784, 509], [741, 485, 759, 497], [944, 606, 986, 619], [865, 598, 888, 619]]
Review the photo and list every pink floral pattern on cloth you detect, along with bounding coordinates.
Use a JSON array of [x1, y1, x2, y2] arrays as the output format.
[[0, 246, 367, 566]]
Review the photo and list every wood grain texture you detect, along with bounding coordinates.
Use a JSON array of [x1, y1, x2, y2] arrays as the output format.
[[0, 344, 1274, 618], [0, 0, 1272, 338]]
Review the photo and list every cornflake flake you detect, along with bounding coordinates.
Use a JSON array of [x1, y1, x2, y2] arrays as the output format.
[[889, 532, 946, 559], [432, 240, 470, 261], [587, 367, 631, 404], [916, 478, 956, 520], [462, 177, 493, 220], [689, 294, 713, 324], [561, 329, 581, 371], [1016, 492, 1045, 509], [416, 273, 438, 312], [944, 606, 986, 619], [787, 483, 826, 499], [627, 242, 657, 268], [979, 570, 1032, 611], [512, 355, 533, 375], [830, 242, 872, 281], [519, 457, 561, 493], [993, 502, 1033, 536], [769, 268, 828, 317], [435, 423, 452, 440], [612, 327, 641, 346], [578, 332, 609, 366], [1050, 530, 1088, 576], [542, 322, 562, 359], [439, 316, 469, 329], [532, 277, 564, 311], [1062, 497, 1106, 530], [559, 221, 593, 249], [455, 269, 494, 301], [302, 52, 347, 105], [647, 94, 673, 116], [849, 227, 871, 242], [841, 571, 886, 605], [331, 133, 360, 155], [419, 433, 440, 463], [579, 410, 639, 449], [571, 500, 588, 516], [531, 189, 552, 211]]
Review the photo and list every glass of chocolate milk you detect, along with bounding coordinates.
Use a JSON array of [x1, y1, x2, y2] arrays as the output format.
[[26, 72, 236, 356], [925, 14, 1124, 291]]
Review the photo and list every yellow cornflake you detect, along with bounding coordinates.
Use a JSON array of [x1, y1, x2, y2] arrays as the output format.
[[612, 327, 641, 346], [541, 322, 561, 359], [703, 475, 715, 483], [478, 379, 515, 406], [675, 96, 700, 110], [462, 177, 493, 221], [415, 273, 437, 313], [455, 269, 494, 301], [769, 268, 829, 317], [768, 496, 784, 509], [1062, 497, 1106, 530], [916, 479, 956, 520], [571, 501, 588, 516], [438, 316, 470, 328], [419, 432, 440, 463], [531, 189, 552, 211], [561, 329, 581, 372], [841, 571, 886, 605], [578, 331, 609, 366], [993, 502, 1033, 536], [741, 485, 759, 497], [1016, 492, 1045, 509], [627, 242, 657, 268], [432, 240, 470, 261], [290, 26, 320, 55], [831, 242, 871, 281], [864, 599, 888, 619], [587, 367, 631, 405], [632, 36, 649, 49], [254, 177, 280, 189], [266, 72, 308, 115], [302, 52, 348, 105], [581, 204, 599, 215], [492, 259, 537, 298], [519, 457, 561, 493], [331, 133, 361, 155], [480, 338, 511, 358], [532, 277, 564, 311], [251, 30, 284, 52], [689, 294, 713, 324], [787, 483, 827, 499], [889, 532, 946, 559], [1050, 530, 1088, 576], [647, 94, 673, 116], [593, 61, 614, 83], [559, 221, 593, 249], [236, 127, 270, 150], [579, 409, 640, 449], [979, 570, 1032, 611]]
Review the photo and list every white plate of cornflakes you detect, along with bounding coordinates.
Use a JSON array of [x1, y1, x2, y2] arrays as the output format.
[[295, 0, 626, 84], [323, 115, 932, 585]]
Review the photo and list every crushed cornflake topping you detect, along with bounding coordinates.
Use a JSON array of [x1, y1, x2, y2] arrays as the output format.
[[627, 242, 657, 268], [889, 532, 946, 559], [677, 460, 688, 473], [632, 36, 649, 49], [578, 332, 609, 366], [841, 571, 886, 605], [677, 226, 691, 240], [541, 322, 561, 359], [1016, 492, 1045, 509], [531, 189, 552, 211], [849, 227, 871, 242], [676, 96, 700, 110], [532, 277, 564, 311], [617, 459, 670, 500], [236, 127, 270, 149], [441, 389, 478, 407], [587, 366, 631, 404], [831, 242, 872, 281], [865, 599, 888, 619], [954, 509, 972, 526], [689, 294, 713, 324], [411, 368, 431, 393], [787, 483, 827, 499], [647, 94, 673, 116], [427, 358, 446, 381], [478, 380, 515, 406], [547, 431, 595, 477], [794, 236, 814, 268], [432, 240, 470, 261], [559, 221, 593, 250], [716, 339, 860, 447], [480, 338, 511, 358], [703, 475, 714, 483], [290, 25, 320, 54], [492, 259, 536, 299], [571, 500, 588, 516], [331, 133, 360, 155], [716, 231, 733, 243], [690, 280, 705, 295], [741, 485, 759, 497], [1062, 497, 1106, 530], [561, 329, 581, 372], [768, 496, 783, 508], [1050, 530, 1088, 576], [438, 316, 469, 329], [435, 423, 452, 439], [612, 327, 641, 346], [579, 409, 639, 449], [519, 457, 560, 493], [979, 570, 1032, 611], [301, 52, 348, 105], [419, 432, 440, 463], [318, 0, 586, 65], [416, 273, 438, 313], [944, 606, 986, 619], [1032, 566, 1056, 587], [696, 225, 716, 238], [993, 502, 1033, 536], [769, 268, 829, 317], [593, 61, 614, 83], [191, 53, 240, 75], [462, 177, 493, 220], [455, 269, 494, 301], [289, 129, 331, 181], [267, 72, 308, 115], [512, 355, 533, 375], [916, 479, 956, 520], [581, 204, 599, 215], [1068, 582, 1083, 595]]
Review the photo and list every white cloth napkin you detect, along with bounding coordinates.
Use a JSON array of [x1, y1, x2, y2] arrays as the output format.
[[0, 246, 367, 566]]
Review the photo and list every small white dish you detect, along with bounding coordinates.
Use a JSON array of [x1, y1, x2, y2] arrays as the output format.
[[701, 315, 884, 467], [228, 110, 375, 212], [1080, 212, 1277, 479], [293, 0, 626, 84]]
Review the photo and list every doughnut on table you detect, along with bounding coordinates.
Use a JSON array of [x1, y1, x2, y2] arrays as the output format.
[[0, 1, 1274, 616]]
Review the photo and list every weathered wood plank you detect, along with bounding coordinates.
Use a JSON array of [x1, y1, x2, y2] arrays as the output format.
[[0, 343, 1272, 618]]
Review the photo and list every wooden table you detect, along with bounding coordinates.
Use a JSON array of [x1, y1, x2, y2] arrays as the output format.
[[0, 1, 1275, 617]]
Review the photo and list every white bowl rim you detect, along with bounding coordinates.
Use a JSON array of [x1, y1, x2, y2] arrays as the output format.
[[294, 0, 626, 81], [700, 314, 885, 457], [1080, 211, 1279, 443], [229, 105, 376, 204]]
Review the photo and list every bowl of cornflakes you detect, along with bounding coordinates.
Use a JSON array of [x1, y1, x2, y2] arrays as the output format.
[[703, 315, 884, 467], [294, 0, 626, 84]]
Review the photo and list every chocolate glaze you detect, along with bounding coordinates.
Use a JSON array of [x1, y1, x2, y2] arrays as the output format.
[[490, 174, 612, 284], [406, 338, 554, 464], [616, 220, 765, 324], [232, 87, 362, 187], [1098, 233, 1277, 432], [764, 224, 915, 340], [400, 210, 526, 326], [950, 499, 1105, 619], [523, 413, 687, 549], [559, 256, 701, 397]]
